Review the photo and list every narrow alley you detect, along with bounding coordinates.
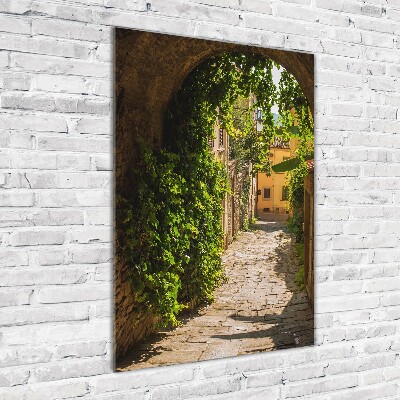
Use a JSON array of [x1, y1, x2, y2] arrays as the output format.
[[117, 215, 314, 371]]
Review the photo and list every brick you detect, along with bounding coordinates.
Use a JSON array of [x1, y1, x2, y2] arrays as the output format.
[[38, 248, 67, 266], [275, 3, 318, 23], [25, 380, 90, 400], [38, 190, 110, 207], [361, 31, 395, 48], [0, 288, 32, 308], [320, 41, 362, 58], [151, 0, 241, 25], [30, 1, 94, 23], [285, 35, 322, 53], [103, 0, 147, 9], [365, 47, 400, 63], [0, 113, 67, 132], [380, 293, 400, 306], [0, 51, 8, 69], [318, 163, 360, 177], [333, 310, 370, 325], [0, 303, 89, 326], [56, 154, 91, 171], [240, 0, 272, 14], [0, 267, 88, 287], [242, 370, 282, 388], [67, 227, 112, 244], [38, 136, 111, 153], [76, 98, 110, 115], [318, 71, 364, 88], [92, 364, 193, 393], [387, 64, 400, 78], [0, 33, 92, 59], [70, 246, 112, 264], [363, 277, 400, 293], [11, 52, 109, 78], [60, 172, 111, 189], [387, 7, 400, 22], [94, 10, 195, 39], [315, 0, 360, 14], [56, 340, 107, 359], [180, 375, 245, 398], [326, 354, 395, 376], [92, 155, 112, 171], [316, 280, 362, 297], [0, 192, 35, 207], [285, 375, 358, 397], [27, 209, 84, 226], [0, 347, 52, 368], [384, 366, 400, 381], [283, 364, 325, 381], [35, 74, 97, 95], [329, 103, 363, 117], [33, 358, 110, 382], [319, 55, 385, 75], [318, 294, 380, 313], [8, 151, 57, 170], [0, 0, 31, 14], [95, 264, 112, 281], [32, 19, 110, 43], [0, 368, 30, 387], [329, 383, 396, 400], [10, 230, 65, 246], [38, 284, 110, 303], [0, 15, 31, 35], [0, 250, 29, 267], [3, 320, 110, 346], [85, 208, 112, 225], [92, 300, 111, 318], [76, 117, 110, 135], [1, 93, 55, 112]]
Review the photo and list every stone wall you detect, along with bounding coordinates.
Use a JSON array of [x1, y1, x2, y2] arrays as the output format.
[[0, 1, 399, 399]]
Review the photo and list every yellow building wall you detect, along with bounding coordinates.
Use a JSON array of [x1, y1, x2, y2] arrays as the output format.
[[257, 138, 298, 214]]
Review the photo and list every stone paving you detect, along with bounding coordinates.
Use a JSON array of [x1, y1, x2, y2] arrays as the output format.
[[117, 214, 314, 371]]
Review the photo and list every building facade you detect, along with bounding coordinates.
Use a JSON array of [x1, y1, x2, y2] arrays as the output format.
[[256, 137, 299, 215], [209, 122, 257, 248]]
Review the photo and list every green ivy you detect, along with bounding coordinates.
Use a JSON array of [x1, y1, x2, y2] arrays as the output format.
[[117, 53, 313, 327], [277, 69, 314, 241]]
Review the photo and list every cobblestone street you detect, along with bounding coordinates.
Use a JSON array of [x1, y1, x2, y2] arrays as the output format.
[[118, 215, 314, 371]]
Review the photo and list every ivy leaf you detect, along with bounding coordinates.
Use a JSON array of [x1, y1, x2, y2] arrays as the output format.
[[271, 153, 313, 173], [274, 126, 301, 137]]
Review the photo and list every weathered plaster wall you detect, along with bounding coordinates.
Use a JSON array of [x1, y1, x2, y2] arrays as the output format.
[[0, 1, 399, 399]]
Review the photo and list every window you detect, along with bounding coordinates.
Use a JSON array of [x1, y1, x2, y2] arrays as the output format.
[[282, 186, 289, 201], [263, 188, 271, 199], [219, 128, 224, 147]]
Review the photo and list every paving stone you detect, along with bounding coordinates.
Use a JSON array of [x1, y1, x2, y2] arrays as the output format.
[[117, 215, 314, 371]]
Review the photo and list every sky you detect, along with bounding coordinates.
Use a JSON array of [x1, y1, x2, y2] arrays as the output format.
[[271, 65, 282, 115]]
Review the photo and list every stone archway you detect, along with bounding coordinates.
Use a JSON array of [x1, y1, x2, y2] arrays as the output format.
[[114, 28, 314, 360]]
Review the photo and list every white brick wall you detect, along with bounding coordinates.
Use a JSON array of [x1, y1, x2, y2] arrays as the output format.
[[0, 0, 399, 398]]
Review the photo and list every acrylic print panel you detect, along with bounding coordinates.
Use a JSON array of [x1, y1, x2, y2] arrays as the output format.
[[114, 28, 314, 371]]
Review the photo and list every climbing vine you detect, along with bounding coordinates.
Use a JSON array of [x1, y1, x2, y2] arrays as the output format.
[[277, 69, 314, 241], [117, 53, 313, 326]]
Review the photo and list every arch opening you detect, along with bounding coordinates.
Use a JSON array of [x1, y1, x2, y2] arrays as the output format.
[[115, 28, 314, 369]]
